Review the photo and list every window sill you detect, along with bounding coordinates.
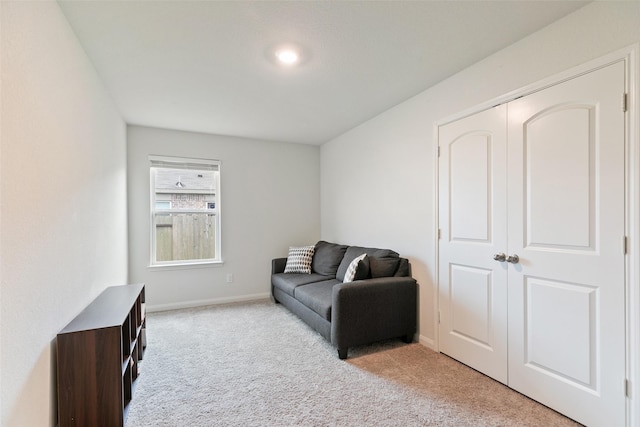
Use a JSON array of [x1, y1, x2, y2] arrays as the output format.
[[147, 260, 224, 271]]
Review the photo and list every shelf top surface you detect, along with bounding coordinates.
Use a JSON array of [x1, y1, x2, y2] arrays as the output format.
[[59, 284, 145, 334]]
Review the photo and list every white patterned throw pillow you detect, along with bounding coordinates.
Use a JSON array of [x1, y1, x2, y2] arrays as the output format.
[[343, 253, 367, 283], [284, 245, 315, 274]]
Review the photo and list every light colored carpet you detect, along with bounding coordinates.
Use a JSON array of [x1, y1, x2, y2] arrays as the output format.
[[125, 300, 580, 427]]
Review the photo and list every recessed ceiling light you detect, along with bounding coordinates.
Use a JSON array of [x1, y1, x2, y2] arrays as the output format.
[[266, 43, 309, 68], [275, 48, 300, 66]]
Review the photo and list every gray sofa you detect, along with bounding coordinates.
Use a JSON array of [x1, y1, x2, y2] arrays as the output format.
[[271, 240, 417, 359]]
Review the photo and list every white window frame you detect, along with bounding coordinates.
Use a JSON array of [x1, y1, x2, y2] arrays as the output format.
[[149, 155, 222, 267]]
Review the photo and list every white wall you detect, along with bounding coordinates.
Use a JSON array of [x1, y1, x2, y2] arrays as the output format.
[[0, 1, 128, 426], [321, 1, 640, 347], [127, 125, 320, 311]]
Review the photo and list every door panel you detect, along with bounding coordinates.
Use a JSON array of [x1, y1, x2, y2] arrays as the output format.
[[449, 264, 493, 347], [507, 61, 625, 426], [438, 105, 508, 384], [525, 105, 595, 249], [450, 134, 492, 242], [524, 277, 597, 388]]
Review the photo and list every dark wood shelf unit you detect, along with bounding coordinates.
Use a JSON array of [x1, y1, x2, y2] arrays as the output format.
[[57, 284, 146, 427]]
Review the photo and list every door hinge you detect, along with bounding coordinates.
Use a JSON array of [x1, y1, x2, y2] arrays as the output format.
[[438, 311, 441, 324], [438, 228, 441, 239], [623, 93, 628, 112], [437, 146, 441, 157], [623, 236, 628, 255], [625, 379, 631, 397]]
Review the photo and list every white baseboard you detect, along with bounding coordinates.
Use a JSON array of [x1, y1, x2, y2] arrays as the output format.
[[418, 334, 437, 351], [146, 292, 271, 313]]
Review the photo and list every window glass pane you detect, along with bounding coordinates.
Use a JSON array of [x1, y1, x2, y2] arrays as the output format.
[[154, 213, 216, 262], [154, 168, 216, 199], [150, 157, 220, 265]]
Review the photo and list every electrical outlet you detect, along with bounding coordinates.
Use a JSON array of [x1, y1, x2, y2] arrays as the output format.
[[226, 273, 233, 283]]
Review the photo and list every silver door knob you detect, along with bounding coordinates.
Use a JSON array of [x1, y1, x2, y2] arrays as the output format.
[[506, 254, 519, 264], [493, 253, 506, 262]]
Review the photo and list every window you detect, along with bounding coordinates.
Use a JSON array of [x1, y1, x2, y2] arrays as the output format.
[[155, 201, 171, 209], [149, 156, 221, 266]]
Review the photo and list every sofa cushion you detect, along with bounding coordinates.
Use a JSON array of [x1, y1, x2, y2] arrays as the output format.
[[311, 241, 348, 276], [336, 246, 399, 281], [272, 273, 330, 297], [394, 258, 410, 277], [343, 254, 370, 283], [370, 257, 401, 278], [294, 279, 340, 321], [284, 245, 315, 274]]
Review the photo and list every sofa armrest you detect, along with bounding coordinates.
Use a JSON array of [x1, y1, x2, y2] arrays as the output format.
[[272, 257, 287, 275], [331, 277, 417, 350]]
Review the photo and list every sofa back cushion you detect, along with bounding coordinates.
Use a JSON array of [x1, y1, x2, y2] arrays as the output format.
[[370, 256, 401, 278], [394, 258, 411, 277], [311, 241, 348, 277], [336, 246, 400, 281]]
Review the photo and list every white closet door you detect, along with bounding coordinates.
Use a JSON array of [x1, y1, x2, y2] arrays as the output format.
[[438, 105, 509, 384], [506, 61, 626, 426]]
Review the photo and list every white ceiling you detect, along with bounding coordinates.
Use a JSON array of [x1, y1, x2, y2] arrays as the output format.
[[58, 1, 588, 145]]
